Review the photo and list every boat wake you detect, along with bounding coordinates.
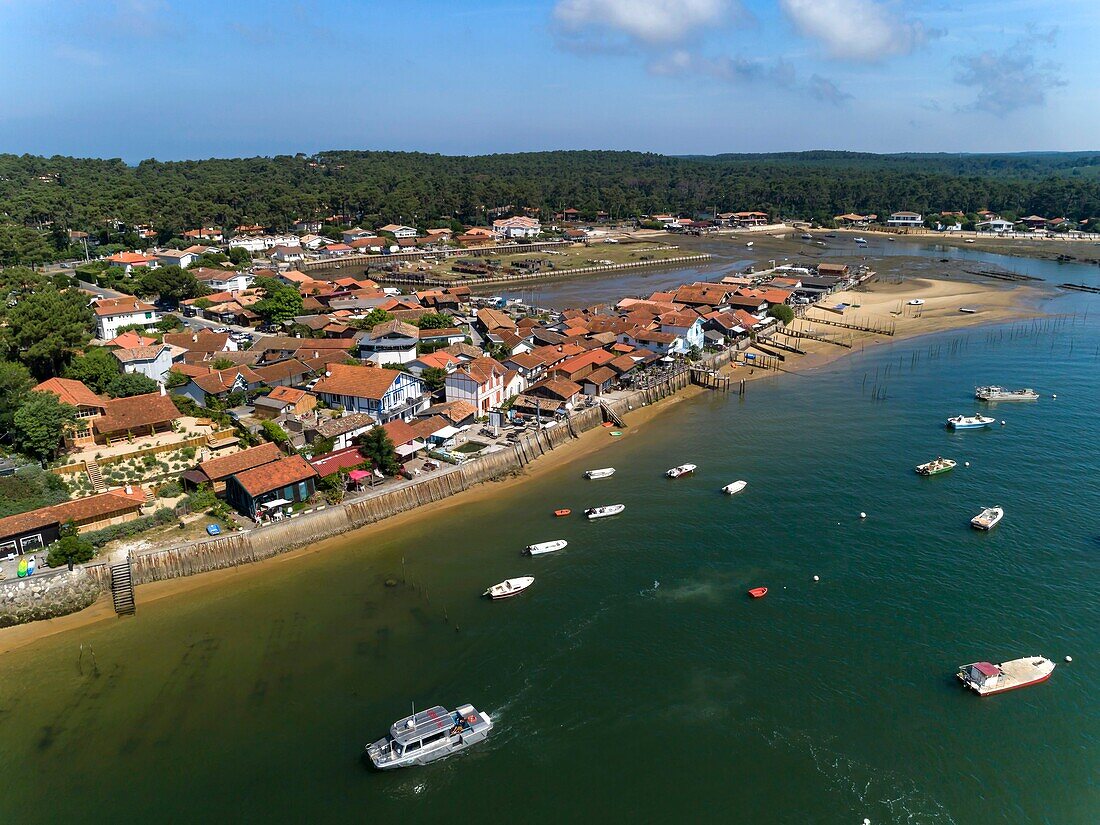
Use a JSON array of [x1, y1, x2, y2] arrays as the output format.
[[763, 727, 958, 824]]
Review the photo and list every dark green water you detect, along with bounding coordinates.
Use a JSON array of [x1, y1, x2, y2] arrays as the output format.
[[2, 302, 1098, 823]]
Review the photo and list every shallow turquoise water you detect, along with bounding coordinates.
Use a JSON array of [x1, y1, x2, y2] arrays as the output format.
[[0, 298, 1097, 823]]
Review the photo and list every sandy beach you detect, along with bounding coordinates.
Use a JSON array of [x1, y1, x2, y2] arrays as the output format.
[[0, 275, 1041, 655]]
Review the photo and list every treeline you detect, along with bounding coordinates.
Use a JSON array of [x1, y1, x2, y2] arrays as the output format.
[[2, 150, 1100, 259]]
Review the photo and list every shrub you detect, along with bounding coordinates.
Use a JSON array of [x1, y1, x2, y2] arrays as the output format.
[[157, 479, 183, 497], [185, 485, 216, 512], [82, 508, 176, 548]]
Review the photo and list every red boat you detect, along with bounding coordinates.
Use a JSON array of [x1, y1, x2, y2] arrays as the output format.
[[553, 509, 571, 517], [748, 587, 768, 599]]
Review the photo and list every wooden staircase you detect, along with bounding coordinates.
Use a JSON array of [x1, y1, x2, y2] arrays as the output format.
[[598, 402, 625, 428], [109, 558, 136, 616], [85, 459, 106, 493]]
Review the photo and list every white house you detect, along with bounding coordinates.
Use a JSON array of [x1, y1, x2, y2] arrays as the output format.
[[616, 329, 684, 356], [93, 296, 160, 340], [378, 224, 418, 239], [269, 245, 305, 263], [887, 212, 923, 228], [227, 236, 268, 253], [105, 252, 158, 274], [112, 344, 174, 383], [192, 267, 253, 293], [342, 227, 373, 244], [312, 363, 426, 423], [155, 249, 201, 269], [294, 219, 323, 233], [356, 320, 419, 366], [976, 218, 1015, 233], [444, 356, 508, 413], [492, 216, 542, 239], [657, 313, 705, 351]]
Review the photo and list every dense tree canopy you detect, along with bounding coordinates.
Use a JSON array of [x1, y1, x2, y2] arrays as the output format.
[[12, 391, 76, 461], [1, 285, 94, 378], [252, 277, 303, 324], [0, 150, 1098, 266]]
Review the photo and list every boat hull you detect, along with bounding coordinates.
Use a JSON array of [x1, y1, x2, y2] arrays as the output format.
[[965, 670, 1053, 696]]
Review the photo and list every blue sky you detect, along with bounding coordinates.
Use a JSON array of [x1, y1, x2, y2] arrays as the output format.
[[1, 0, 1097, 161]]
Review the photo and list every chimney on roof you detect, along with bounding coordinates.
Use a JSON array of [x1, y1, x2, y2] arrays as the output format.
[[124, 484, 133, 495], [159, 383, 166, 396], [313, 351, 319, 359]]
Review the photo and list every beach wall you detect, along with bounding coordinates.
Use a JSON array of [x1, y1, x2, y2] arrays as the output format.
[[0, 569, 105, 628]]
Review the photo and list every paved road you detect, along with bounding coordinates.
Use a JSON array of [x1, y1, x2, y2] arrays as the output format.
[[77, 279, 126, 299]]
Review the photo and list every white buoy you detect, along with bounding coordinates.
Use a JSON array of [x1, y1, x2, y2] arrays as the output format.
[[1000, 420, 1006, 426], [964, 461, 970, 467], [864, 819, 872, 825], [860, 512, 867, 519], [813, 575, 820, 582], [1065, 655, 1072, 663], [1052, 394, 1057, 399]]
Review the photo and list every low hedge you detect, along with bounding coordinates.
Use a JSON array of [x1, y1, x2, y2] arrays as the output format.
[[83, 507, 177, 548]]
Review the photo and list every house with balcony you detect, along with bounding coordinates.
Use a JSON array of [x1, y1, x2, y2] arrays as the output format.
[[356, 320, 418, 366], [312, 363, 426, 423], [444, 356, 509, 413], [492, 216, 542, 239], [93, 296, 160, 340], [886, 212, 923, 228], [33, 377, 109, 448], [378, 224, 418, 239]]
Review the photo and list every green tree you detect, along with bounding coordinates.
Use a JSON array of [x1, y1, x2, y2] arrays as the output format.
[[0, 360, 34, 431], [356, 425, 400, 476], [12, 391, 76, 461], [260, 419, 291, 447], [767, 303, 795, 325], [252, 277, 303, 324], [63, 346, 120, 394], [108, 372, 160, 397], [414, 312, 453, 329], [422, 366, 447, 391], [2, 286, 95, 378], [46, 521, 95, 568], [136, 265, 210, 304], [0, 223, 57, 266], [358, 308, 394, 328]]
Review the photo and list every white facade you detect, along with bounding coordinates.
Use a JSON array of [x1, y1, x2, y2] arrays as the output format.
[[155, 250, 200, 268], [976, 219, 1015, 233], [197, 271, 253, 292], [115, 346, 174, 383], [96, 306, 160, 340], [357, 331, 418, 366], [887, 212, 923, 227], [444, 367, 506, 413]]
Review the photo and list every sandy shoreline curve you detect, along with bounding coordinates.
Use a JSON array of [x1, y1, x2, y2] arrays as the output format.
[[0, 276, 1043, 656]]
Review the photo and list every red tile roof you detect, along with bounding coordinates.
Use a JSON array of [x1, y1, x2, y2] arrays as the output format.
[[198, 442, 283, 482], [312, 363, 403, 400], [0, 487, 147, 540], [94, 392, 179, 435], [232, 454, 317, 497], [34, 377, 104, 409], [94, 296, 155, 317]]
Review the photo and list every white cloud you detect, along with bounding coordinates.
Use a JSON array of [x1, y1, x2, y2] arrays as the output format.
[[552, 0, 739, 46], [954, 29, 1064, 115], [779, 0, 940, 62]]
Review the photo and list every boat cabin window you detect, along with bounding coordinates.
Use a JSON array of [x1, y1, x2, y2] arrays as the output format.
[[403, 740, 421, 753], [421, 731, 447, 747]]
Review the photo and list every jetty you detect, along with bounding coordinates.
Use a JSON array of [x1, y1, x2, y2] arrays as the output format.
[[1058, 283, 1100, 294], [805, 310, 896, 336]]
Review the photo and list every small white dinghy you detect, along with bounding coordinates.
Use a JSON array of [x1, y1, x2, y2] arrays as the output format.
[[584, 468, 615, 480], [525, 540, 567, 556], [666, 463, 697, 478], [585, 504, 625, 520], [722, 480, 747, 495], [483, 576, 535, 600], [971, 506, 1004, 531]]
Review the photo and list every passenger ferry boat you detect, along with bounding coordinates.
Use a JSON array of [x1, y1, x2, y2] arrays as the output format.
[[365, 704, 493, 769], [666, 463, 697, 478], [585, 504, 624, 520], [915, 457, 956, 476], [584, 467, 615, 479], [975, 386, 1039, 402], [957, 657, 1055, 696], [946, 414, 996, 430], [970, 506, 1004, 530]]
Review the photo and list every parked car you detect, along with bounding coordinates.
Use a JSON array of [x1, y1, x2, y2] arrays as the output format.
[[206, 524, 222, 536], [213, 326, 230, 334], [182, 305, 197, 317]]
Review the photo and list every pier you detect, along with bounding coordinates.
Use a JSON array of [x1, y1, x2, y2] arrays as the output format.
[[690, 367, 732, 391], [805, 310, 896, 336]]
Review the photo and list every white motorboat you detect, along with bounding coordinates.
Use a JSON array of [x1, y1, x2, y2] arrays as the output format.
[[946, 414, 996, 430], [585, 504, 625, 520], [484, 576, 535, 599], [907, 298, 925, 306], [666, 463, 697, 478], [584, 467, 616, 480], [525, 540, 567, 556], [971, 506, 1004, 531], [854, 237, 868, 244], [721, 480, 747, 495], [365, 704, 493, 770]]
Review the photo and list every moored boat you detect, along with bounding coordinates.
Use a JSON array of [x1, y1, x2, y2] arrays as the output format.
[[915, 457, 956, 476], [748, 587, 768, 598], [854, 237, 867, 245], [553, 508, 571, 517], [584, 467, 616, 479], [975, 386, 1039, 402], [946, 414, 996, 430], [484, 576, 535, 599], [722, 480, 748, 495], [585, 504, 625, 520], [970, 506, 1003, 530], [666, 463, 697, 478], [365, 704, 493, 769], [957, 657, 1055, 696], [525, 539, 567, 556]]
